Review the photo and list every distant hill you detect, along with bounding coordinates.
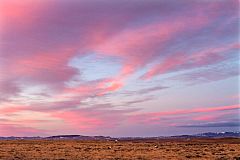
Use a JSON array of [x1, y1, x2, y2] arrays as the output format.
[[0, 131, 239, 140], [194, 132, 240, 138], [170, 132, 240, 139]]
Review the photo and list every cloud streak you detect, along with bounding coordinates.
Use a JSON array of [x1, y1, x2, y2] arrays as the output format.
[[178, 121, 240, 128]]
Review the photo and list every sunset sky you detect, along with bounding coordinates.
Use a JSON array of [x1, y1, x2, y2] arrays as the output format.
[[0, 0, 239, 137]]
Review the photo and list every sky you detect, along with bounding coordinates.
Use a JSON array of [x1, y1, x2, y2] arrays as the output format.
[[0, 0, 239, 137]]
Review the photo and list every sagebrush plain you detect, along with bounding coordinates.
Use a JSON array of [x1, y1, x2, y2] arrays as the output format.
[[0, 138, 240, 160]]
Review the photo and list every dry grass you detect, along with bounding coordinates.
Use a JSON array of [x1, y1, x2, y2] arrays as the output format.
[[0, 138, 239, 160]]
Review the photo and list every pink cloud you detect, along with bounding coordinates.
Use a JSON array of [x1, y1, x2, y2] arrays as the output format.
[[0, 0, 48, 30], [0, 102, 238, 136], [97, 79, 124, 95], [51, 106, 138, 132], [142, 43, 240, 79], [193, 115, 220, 121], [46, 104, 239, 135], [0, 124, 48, 137], [129, 105, 240, 124], [0, 106, 28, 114], [59, 78, 123, 99], [94, 10, 212, 81], [6, 48, 79, 85], [0, 0, 237, 98]]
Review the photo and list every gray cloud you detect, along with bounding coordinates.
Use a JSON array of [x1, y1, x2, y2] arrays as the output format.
[[178, 121, 240, 128]]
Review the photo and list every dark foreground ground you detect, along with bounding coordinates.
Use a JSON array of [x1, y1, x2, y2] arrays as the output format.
[[0, 138, 240, 160]]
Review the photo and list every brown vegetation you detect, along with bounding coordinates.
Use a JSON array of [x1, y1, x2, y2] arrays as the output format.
[[0, 138, 239, 160]]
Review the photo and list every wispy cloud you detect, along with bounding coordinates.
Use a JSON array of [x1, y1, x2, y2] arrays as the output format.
[[178, 121, 240, 128]]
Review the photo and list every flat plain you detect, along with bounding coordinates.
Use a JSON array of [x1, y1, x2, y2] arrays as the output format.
[[0, 138, 239, 160]]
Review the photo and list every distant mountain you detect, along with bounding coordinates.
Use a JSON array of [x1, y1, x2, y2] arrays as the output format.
[[194, 132, 240, 138], [170, 132, 240, 139], [0, 132, 239, 140]]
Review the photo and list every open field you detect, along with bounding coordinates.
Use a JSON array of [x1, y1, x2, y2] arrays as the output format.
[[0, 138, 240, 160]]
